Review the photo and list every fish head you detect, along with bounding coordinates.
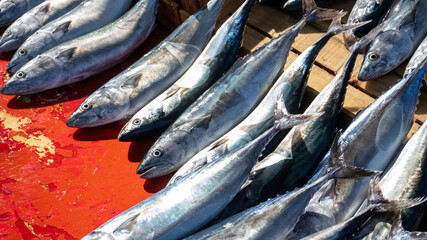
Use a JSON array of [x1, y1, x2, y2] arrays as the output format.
[[0, 20, 30, 52], [1, 54, 62, 95], [358, 30, 412, 81], [137, 127, 197, 178], [67, 87, 131, 128], [0, 0, 26, 26]]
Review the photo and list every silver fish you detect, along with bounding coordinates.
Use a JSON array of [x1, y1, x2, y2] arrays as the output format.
[[343, 0, 395, 48], [184, 134, 378, 240], [283, 0, 340, 12], [389, 216, 427, 240], [81, 97, 316, 240], [118, 0, 254, 141], [358, 0, 427, 81], [0, 0, 84, 53], [0, 0, 157, 96], [361, 121, 427, 240], [404, 36, 427, 78], [168, 16, 362, 185], [300, 178, 425, 240], [66, 0, 224, 128], [288, 55, 427, 239], [6, 0, 133, 74], [136, 0, 346, 179], [0, 0, 45, 27]]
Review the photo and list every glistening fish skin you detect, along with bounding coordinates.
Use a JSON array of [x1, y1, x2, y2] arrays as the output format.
[[343, 0, 395, 47], [216, 23, 366, 220], [0, 0, 45, 27], [168, 17, 357, 185], [363, 121, 427, 240], [404, 36, 427, 78], [288, 55, 427, 240], [6, 0, 133, 74], [81, 97, 312, 240], [67, 0, 224, 128], [0, 0, 84, 53], [184, 139, 378, 240], [358, 0, 427, 81], [136, 0, 346, 179], [0, 0, 157, 96], [118, 0, 254, 141], [283, 0, 340, 12]]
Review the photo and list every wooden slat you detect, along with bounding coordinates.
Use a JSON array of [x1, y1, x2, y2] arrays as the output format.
[[181, 0, 200, 14], [157, 0, 181, 30]]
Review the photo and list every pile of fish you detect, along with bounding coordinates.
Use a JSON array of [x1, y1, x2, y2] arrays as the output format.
[[0, 0, 426, 238]]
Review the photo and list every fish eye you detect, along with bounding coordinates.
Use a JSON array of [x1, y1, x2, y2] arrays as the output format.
[[16, 71, 26, 78], [353, 18, 359, 23], [4, 30, 10, 35], [18, 49, 27, 56], [81, 103, 92, 110], [368, 52, 379, 61], [132, 118, 141, 125], [152, 149, 162, 157]]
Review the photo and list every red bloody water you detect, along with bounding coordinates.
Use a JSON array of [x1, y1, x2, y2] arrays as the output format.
[[0, 27, 173, 239]]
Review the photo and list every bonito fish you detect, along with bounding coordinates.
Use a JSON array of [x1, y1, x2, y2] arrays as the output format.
[[118, 0, 254, 140], [0, 0, 45, 27], [288, 55, 427, 239], [81, 97, 317, 240], [6, 0, 133, 73], [358, 0, 427, 81], [137, 0, 346, 179], [66, 0, 224, 128], [1, 0, 157, 96], [0, 0, 85, 53]]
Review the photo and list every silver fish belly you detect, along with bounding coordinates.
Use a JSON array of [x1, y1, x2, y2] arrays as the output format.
[[0, 0, 85, 53], [0, 0, 157, 96], [118, 0, 254, 141], [66, 0, 225, 128], [6, 0, 133, 73]]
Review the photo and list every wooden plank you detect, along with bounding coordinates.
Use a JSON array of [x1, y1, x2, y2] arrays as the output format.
[[181, 0, 200, 14], [179, 8, 192, 23], [157, 0, 181, 30]]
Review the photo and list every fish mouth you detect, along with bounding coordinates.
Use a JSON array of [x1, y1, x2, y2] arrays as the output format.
[[6, 61, 20, 74], [137, 164, 167, 179]]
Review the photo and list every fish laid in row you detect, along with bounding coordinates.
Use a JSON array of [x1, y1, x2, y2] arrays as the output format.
[[67, 0, 225, 128], [118, 0, 254, 140], [136, 0, 346, 179], [1, 0, 157, 96], [6, 0, 133, 74], [184, 133, 378, 240], [358, 0, 427, 81], [0, 0, 45, 27], [344, 0, 395, 47], [81, 97, 318, 240], [283, 0, 342, 12], [288, 49, 427, 239], [0, 0, 85, 53]]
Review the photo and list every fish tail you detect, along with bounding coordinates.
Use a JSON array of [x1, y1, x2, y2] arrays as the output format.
[[366, 177, 426, 212], [327, 130, 380, 179], [273, 94, 322, 131], [347, 19, 387, 53], [327, 16, 372, 36], [302, 0, 346, 22]]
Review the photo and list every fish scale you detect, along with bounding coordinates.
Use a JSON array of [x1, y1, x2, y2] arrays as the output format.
[[0, 0, 45, 27]]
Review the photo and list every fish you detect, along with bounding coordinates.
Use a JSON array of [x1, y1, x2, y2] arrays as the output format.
[[81, 97, 318, 240], [0, 0, 45, 27], [361, 121, 427, 240], [283, 0, 341, 12], [6, 0, 133, 74], [136, 0, 346, 179], [389, 216, 427, 240], [287, 52, 427, 239], [358, 0, 427, 81], [0, 0, 85, 53], [167, 16, 364, 185], [343, 0, 395, 48], [184, 133, 378, 240], [117, 0, 254, 141], [299, 178, 425, 240], [66, 0, 224, 128], [404, 36, 427, 82], [0, 0, 157, 96], [212, 22, 378, 221]]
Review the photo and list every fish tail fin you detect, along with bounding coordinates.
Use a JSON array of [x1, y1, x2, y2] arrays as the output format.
[[366, 177, 426, 212], [273, 94, 322, 131], [327, 16, 372, 36], [347, 19, 387, 53], [327, 130, 380, 179], [302, 0, 346, 22]]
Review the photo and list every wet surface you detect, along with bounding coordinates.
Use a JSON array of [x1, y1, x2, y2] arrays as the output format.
[[0, 26, 171, 239]]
